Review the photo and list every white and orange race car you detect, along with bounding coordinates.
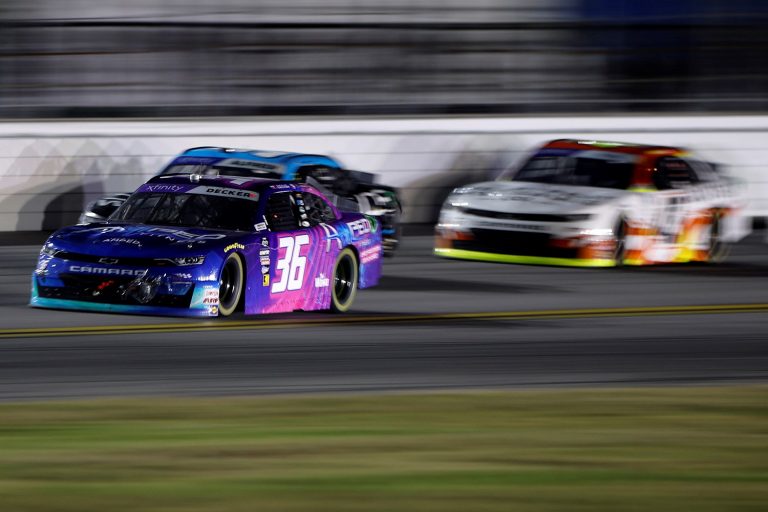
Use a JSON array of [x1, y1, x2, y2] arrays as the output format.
[[435, 139, 750, 267]]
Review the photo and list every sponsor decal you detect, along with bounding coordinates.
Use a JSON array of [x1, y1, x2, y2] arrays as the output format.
[[347, 218, 372, 238], [301, 221, 310, 227], [365, 215, 379, 232], [219, 158, 278, 171], [261, 265, 270, 275], [103, 237, 143, 247], [78, 226, 125, 235], [360, 245, 382, 264], [224, 242, 245, 252], [262, 274, 270, 286], [187, 186, 259, 201], [142, 184, 187, 193], [319, 223, 342, 252], [260, 256, 270, 265], [261, 238, 269, 247], [478, 186, 614, 206], [219, 177, 268, 187], [172, 156, 217, 165], [259, 248, 270, 256], [314, 273, 330, 288], [143, 227, 227, 242], [203, 289, 219, 305], [254, 222, 267, 231], [209, 305, 219, 316], [476, 221, 546, 231], [69, 265, 147, 277], [270, 184, 291, 190]]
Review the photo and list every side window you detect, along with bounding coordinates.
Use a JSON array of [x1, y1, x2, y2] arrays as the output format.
[[296, 165, 337, 183], [653, 157, 698, 190], [296, 165, 356, 196], [265, 192, 300, 232], [301, 193, 338, 226], [686, 159, 719, 182]]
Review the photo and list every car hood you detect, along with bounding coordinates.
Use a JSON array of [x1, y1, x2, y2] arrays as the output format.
[[450, 181, 627, 214], [48, 223, 252, 258]]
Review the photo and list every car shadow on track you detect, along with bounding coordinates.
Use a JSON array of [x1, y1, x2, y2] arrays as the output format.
[[614, 262, 768, 278], [376, 275, 563, 294]]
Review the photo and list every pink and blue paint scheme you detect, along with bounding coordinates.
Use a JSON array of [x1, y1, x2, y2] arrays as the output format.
[[31, 176, 382, 317]]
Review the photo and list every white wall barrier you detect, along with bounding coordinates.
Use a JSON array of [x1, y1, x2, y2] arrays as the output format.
[[0, 115, 766, 232]]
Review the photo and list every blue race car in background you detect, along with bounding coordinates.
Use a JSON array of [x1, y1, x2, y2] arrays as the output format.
[[79, 147, 402, 255], [34, 175, 383, 317]]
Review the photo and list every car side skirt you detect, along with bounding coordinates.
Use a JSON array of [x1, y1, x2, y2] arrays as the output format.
[[29, 277, 213, 318], [434, 247, 616, 267], [30, 296, 214, 317]]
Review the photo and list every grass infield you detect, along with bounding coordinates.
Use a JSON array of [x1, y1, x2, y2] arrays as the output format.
[[0, 387, 767, 511]]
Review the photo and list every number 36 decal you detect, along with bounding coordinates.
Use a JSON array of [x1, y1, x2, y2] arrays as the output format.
[[271, 234, 309, 293]]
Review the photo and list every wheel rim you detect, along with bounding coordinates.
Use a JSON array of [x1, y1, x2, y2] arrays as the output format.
[[334, 255, 354, 306], [219, 257, 241, 311]]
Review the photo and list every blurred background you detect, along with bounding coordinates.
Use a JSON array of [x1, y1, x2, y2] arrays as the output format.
[[2, 5, 768, 510], [1, 0, 767, 231], [1, 0, 767, 118]]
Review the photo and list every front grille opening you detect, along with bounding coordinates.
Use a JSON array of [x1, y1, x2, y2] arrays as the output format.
[[38, 274, 194, 308]]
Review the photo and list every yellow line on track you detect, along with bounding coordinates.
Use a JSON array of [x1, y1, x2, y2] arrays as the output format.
[[1, 303, 767, 339]]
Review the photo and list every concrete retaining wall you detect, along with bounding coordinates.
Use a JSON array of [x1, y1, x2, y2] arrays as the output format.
[[0, 115, 765, 231]]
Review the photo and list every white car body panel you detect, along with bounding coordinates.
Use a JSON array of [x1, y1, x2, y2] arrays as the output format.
[[436, 168, 748, 266]]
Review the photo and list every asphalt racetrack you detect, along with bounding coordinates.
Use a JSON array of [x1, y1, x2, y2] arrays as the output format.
[[1, 234, 767, 401]]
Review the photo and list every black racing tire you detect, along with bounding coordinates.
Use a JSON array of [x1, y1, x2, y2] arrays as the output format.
[[218, 253, 245, 317], [613, 218, 628, 266], [383, 224, 401, 258], [707, 212, 731, 263], [330, 247, 359, 313]]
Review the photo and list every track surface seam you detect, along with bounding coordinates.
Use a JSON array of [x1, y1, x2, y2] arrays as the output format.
[[3, 303, 767, 339]]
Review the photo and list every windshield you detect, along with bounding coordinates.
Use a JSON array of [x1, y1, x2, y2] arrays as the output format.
[[502, 151, 636, 190], [111, 192, 256, 231], [161, 163, 283, 180]]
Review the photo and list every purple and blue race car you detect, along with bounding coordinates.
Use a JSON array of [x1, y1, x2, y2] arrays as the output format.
[[31, 175, 382, 317]]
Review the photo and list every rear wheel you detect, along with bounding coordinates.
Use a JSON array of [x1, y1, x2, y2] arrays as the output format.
[[218, 253, 244, 316], [330, 248, 358, 313]]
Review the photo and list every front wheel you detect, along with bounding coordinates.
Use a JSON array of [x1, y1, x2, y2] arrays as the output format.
[[330, 248, 359, 313], [707, 212, 731, 263], [613, 218, 628, 266], [218, 253, 244, 316]]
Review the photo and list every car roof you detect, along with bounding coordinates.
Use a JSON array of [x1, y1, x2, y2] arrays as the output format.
[[543, 139, 685, 156], [146, 173, 304, 193], [179, 147, 342, 167]]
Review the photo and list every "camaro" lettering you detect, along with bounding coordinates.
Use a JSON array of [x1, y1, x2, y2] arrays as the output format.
[[70, 265, 147, 276]]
